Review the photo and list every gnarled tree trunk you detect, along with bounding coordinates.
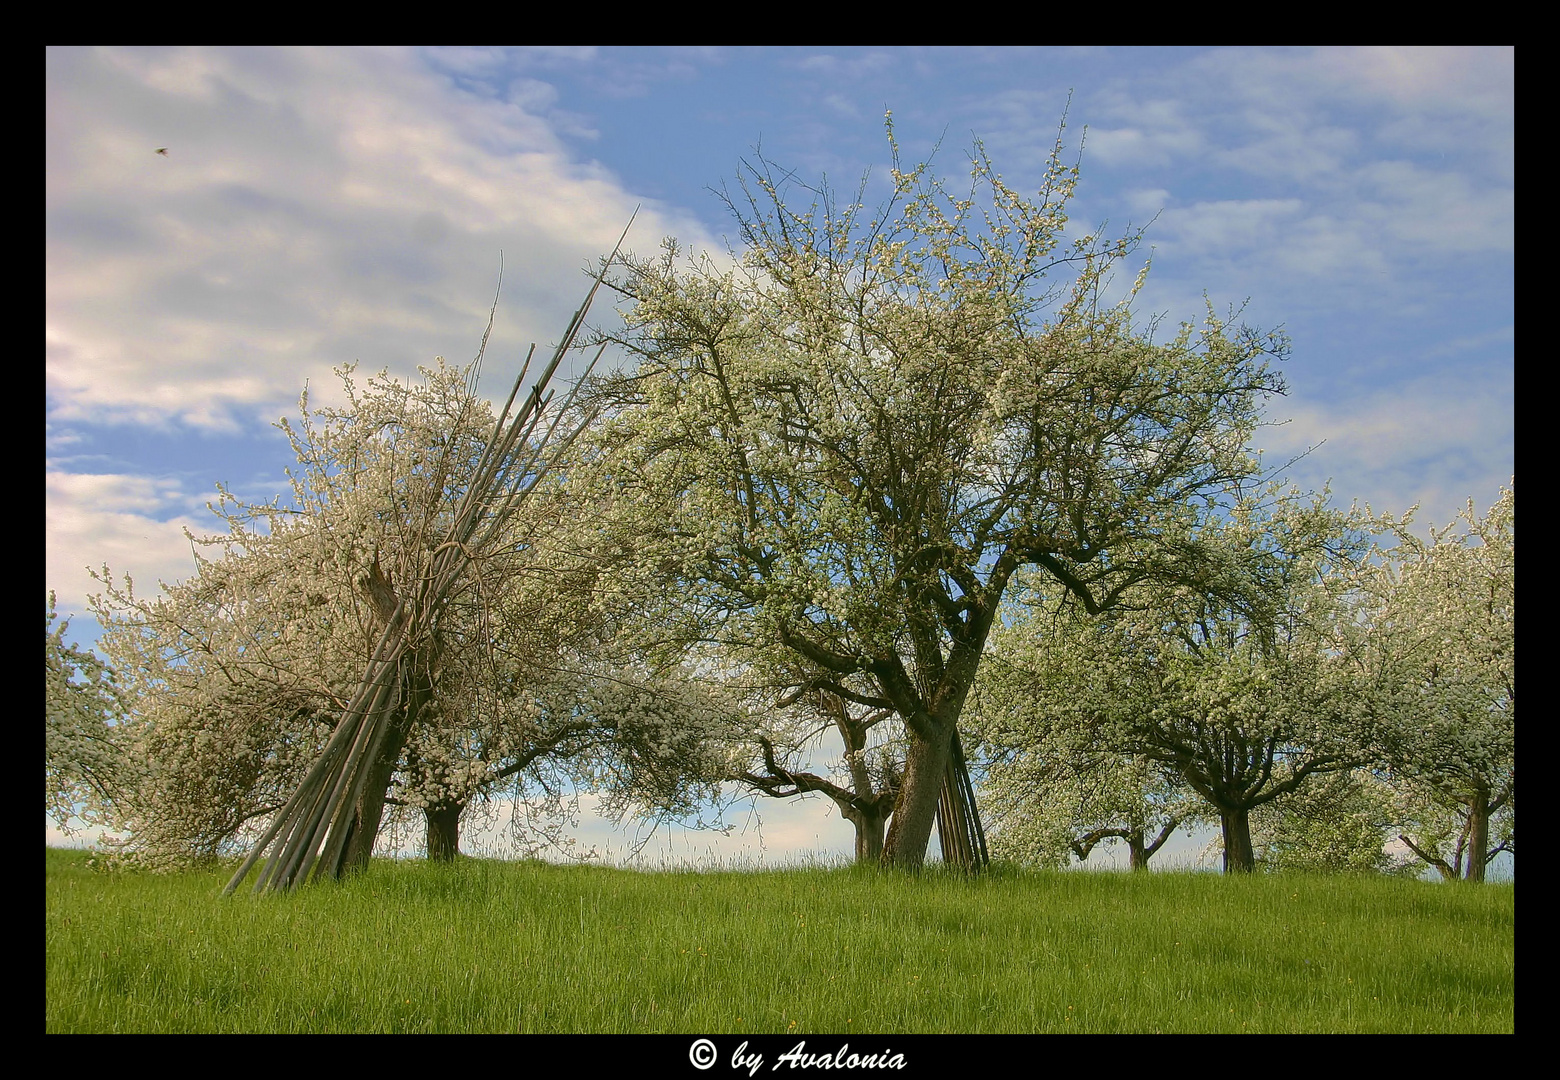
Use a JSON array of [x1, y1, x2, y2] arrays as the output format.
[[883, 727, 952, 870], [425, 799, 463, 862], [333, 648, 435, 876], [1128, 829, 1149, 871], [1221, 807, 1256, 873], [1465, 781, 1491, 883]]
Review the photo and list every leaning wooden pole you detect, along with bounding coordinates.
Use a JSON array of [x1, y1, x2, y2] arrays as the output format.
[[225, 221, 634, 896], [934, 731, 989, 872]]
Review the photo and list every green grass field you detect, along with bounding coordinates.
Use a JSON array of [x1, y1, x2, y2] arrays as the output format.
[[45, 847, 1513, 1033]]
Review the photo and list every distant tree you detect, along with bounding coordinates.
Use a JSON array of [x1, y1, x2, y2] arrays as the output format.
[[724, 686, 903, 865], [1367, 485, 1513, 882], [584, 117, 1290, 870], [46, 592, 132, 833], [1250, 768, 1413, 875], [973, 579, 1206, 871], [978, 733, 1198, 871], [974, 496, 1383, 873]]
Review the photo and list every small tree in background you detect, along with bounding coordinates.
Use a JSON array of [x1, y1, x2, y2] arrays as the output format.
[[1366, 485, 1513, 882], [974, 494, 1385, 873], [979, 744, 1199, 871], [1251, 769, 1414, 875], [46, 592, 133, 834]]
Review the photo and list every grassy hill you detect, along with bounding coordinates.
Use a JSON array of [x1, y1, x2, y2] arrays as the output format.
[[45, 846, 1513, 1034]]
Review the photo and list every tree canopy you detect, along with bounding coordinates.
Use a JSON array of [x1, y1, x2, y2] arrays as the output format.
[[46, 592, 132, 833], [1368, 484, 1514, 881], [972, 494, 1390, 872], [584, 119, 1290, 869]]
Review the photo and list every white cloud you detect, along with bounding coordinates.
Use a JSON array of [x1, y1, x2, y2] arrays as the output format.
[[1306, 46, 1513, 117], [45, 470, 211, 613], [46, 46, 722, 620], [1122, 187, 1173, 219], [923, 48, 1507, 357], [46, 46, 711, 432], [1081, 95, 1206, 170], [1258, 364, 1513, 530], [1355, 161, 1513, 254], [1152, 198, 1306, 256], [792, 51, 897, 80], [1210, 118, 1360, 186]]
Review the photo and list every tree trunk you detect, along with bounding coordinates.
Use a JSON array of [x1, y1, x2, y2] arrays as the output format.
[[934, 732, 988, 872], [1465, 783, 1491, 883], [332, 650, 433, 877], [849, 804, 888, 864], [425, 800, 462, 862], [882, 728, 952, 870], [823, 692, 892, 866], [334, 705, 416, 876], [1128, 828, 1148, 872], [1221, 807, 1256, 873]]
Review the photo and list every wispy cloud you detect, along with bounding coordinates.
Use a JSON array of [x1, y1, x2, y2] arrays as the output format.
[[47, 47, 705, 432], [46, 469, 212, 612], [1259, 363, 1513, 529]]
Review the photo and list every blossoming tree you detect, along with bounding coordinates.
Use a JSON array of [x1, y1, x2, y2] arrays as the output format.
[[583, 119, 1289, 870], [973, 632, 1202, 871], [46, 592, 133, 833], [89, 359, 576, 868], [1369, 485, 1513, 881], [970, 494, 1385, 872], [92, 351, 732, 875]]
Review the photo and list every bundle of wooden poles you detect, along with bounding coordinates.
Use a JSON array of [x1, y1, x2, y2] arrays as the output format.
[[224, 227, 629, 896], [937, 733, 989, 871]]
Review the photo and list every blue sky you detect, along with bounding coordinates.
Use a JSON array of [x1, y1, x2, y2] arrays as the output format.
[[46, 47, 1513, 866]]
